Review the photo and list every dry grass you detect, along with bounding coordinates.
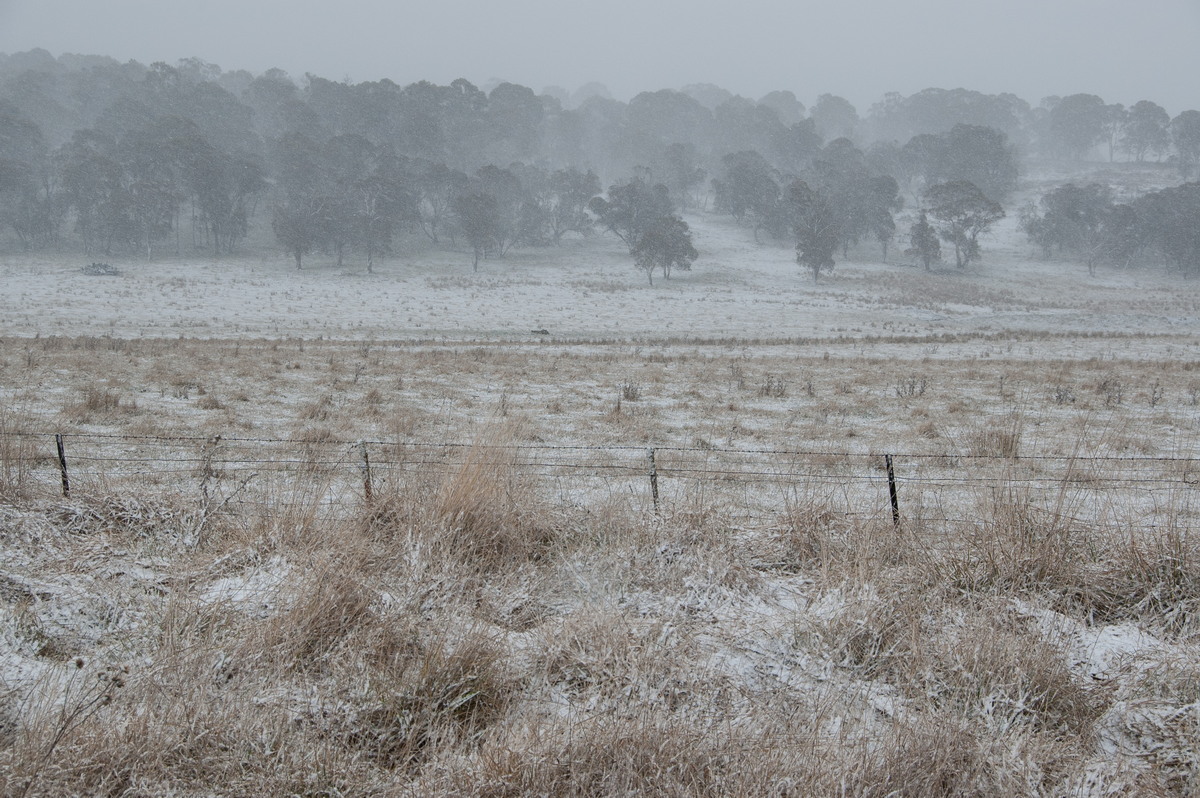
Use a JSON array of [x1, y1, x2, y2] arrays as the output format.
[[428, 421, 556, 572], [0, 405, 36, 500], [3, 334, 1200, 794], [0, 472, 1196, 795]]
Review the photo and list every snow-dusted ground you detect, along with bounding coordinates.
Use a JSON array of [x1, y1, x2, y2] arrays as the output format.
[[3, 165, 1200, 794], [3, 202, 1198, 347]]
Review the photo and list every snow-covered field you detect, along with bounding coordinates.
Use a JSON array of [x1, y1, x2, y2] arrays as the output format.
[[3, 167, 1200, 794], [3, 196, 1199, 345]]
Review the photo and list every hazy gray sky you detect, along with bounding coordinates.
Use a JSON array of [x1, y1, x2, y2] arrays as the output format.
[[1, 0, 1197, 112]]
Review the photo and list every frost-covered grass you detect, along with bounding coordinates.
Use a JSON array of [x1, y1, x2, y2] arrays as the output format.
[[3, 336, 1200, 795], [2, 162, 1200, 795], [2, 430, 1200, 795]]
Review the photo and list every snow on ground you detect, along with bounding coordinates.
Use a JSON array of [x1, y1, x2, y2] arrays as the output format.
[[2, 204, 1198, 346], [3, 164, 1200, 792]]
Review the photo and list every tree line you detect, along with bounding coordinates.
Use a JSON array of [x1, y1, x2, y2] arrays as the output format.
[[1, 48, 1198, 279], [1020, 182, 1200, 277]]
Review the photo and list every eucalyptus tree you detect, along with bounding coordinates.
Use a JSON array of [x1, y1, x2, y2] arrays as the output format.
[[632, 215, 698, 285], [789, 179, 839, 282], [924, 180, 1004, 268], [588, 178, 674, 252], [1122, 100, 1171, 162]]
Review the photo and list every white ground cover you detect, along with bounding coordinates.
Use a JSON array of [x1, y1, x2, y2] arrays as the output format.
[[2, 163, 1200, 793], [2, 188, 1198, 346]]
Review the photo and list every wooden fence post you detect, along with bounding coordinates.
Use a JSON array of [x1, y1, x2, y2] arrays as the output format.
[[55, 434, 69, 498], [359, 441, 374, 506], [885, 453, 900, 529], [648, 448, 660, 515]]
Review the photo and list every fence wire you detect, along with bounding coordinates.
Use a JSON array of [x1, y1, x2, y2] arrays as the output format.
[[1, 430, 1198, 531]]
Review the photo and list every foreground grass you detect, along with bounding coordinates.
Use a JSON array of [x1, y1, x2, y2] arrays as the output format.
[[1, 428, 1199, 796], [2, 336, 1200, 795]]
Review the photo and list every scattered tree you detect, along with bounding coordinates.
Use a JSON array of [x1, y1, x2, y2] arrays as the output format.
[[414, 160, 469, 243], [632, 215, 698, 285], [452, 191, 500, 271], [907, 210, 941, 270], [926, 124, 1018, 203], [924, 180, 1005, 267], [712, 150, 781, 241], [0, 102, 62, 248], [1134, 183, 1200, 275], [1020, 182, 1115, 275], [810, 94, 858, 142], [1171, 110, 1200, 178], [655, 142, 706, 209], [758, 90, 806, 126], [866, 175, 903, 259], [1100, 103, 1127, 162], [588, 178, 674, 251], [789, 179, 839, 281], [474, 164, 528, 255], [272, 195, 324, 269], [1046, 93, 1107, 160], [1122, 100, 1171, 162], [545, 167, 601, 242]]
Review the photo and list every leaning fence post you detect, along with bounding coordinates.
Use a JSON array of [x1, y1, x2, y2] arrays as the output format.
[[55, 433, 70, 498], [885, 453, 900, 529], [647, 448, 660, 515], [359, 441, 374, 506]]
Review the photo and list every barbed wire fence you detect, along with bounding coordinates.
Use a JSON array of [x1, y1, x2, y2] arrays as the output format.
[[2, 430, 1199, 533]]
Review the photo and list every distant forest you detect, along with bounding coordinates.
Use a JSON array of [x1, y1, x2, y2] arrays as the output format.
[[1, 48, 1198, 277]]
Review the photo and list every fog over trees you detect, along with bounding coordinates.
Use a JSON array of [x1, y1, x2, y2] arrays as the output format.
[[1, 48, 1198, 280]]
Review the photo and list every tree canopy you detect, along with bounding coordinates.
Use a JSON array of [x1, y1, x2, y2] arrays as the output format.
[[631, 215, 698, 285], [924, 180, 1005, 268]]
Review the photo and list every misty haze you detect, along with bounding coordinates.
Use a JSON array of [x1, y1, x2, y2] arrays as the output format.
[[1, 3, 1200, 792]]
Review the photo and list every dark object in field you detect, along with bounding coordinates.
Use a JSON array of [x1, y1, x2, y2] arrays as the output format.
[[531, 328, 550, 335], [82, 262, 120, 276]]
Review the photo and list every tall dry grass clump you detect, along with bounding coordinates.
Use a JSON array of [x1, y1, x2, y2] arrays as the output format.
[[260, 550, 377, 673], [1097, 520, 1200, 633], [429, 421, 555, 572], [0, 406, 36, 500], [940, 481, 1092, 600], [347, 626, 513, 771], [963, 411, 1023, 459], [62, 383, 137, 423], [423, 704, 884, 798]]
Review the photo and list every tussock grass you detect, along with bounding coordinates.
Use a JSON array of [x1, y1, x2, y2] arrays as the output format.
[[0, 406, 36, 500], [429, 422, 557, 572], [5, 334, 1200, 794], [2, 467, 1197, 795], [63, 383, 137, 423], [348, 626, 512, 771]]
